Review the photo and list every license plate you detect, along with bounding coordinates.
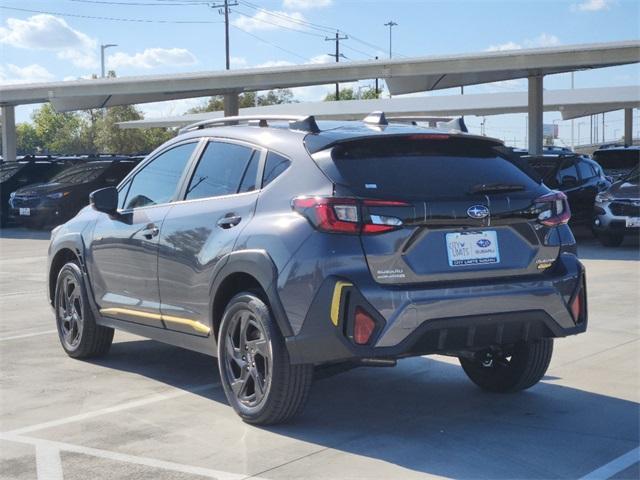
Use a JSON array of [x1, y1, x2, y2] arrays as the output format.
[[626, 217, 640, 227], [446, 231, 500, 267], [19, 208, 30, 216]]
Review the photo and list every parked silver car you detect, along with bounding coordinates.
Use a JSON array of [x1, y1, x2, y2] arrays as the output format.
[[593, 168, 640, 246]]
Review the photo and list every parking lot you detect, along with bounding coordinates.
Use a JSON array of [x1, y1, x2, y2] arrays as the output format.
[[0, 227, 638, 480]]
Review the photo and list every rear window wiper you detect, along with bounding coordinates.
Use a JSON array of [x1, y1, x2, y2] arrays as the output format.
[[469, 183, 525, 194]]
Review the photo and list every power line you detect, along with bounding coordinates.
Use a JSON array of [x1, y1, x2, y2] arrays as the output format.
[[68, 0, 210, 5], [231, 25, 308, 62], [325, 31, 348, 100], [0, 5, 224, 23], [239, 0, 335, 34], [232, 8, 326, 38]]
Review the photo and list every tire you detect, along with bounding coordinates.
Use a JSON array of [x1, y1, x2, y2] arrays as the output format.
[[459, 339, 553, 393], [217, 292, 313, 425], [54, 261, 114, 358], [597, 232, 624, 247]]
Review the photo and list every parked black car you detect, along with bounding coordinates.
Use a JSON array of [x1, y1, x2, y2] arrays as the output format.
[[0, 156, 74, 227], [10, 158, 141, 228], [47, 114, 586, 425], [525, 154, 610, 224], [592, 146, 640, 181], [593, 167, 640, 246]]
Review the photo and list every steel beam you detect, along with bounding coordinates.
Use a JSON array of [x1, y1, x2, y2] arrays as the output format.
[[624, 108, 633, 146], [528, 75, 543, 155], [1, 105, 17, 162], [223, 93, 239, 117]]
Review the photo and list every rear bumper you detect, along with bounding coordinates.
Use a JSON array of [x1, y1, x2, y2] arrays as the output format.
[[286, 253, 586, 365]]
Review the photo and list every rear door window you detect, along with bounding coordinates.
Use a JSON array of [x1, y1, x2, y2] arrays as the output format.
[[325, 137, 540, 199], [576, 160, 595, 181], [185, 141, 257, 200]]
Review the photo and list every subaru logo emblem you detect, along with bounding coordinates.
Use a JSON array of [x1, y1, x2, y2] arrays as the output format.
[[467, 205, 490, 219], [477, 239, 491, 248]]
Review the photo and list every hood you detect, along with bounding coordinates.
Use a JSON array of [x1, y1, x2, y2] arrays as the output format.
[[13, 182, 72, 196], [608, 179, 640, 200]]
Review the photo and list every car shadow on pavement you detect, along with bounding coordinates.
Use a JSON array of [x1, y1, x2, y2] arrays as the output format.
[[0, 227, 51, 240], [90, 338, 639, 479]]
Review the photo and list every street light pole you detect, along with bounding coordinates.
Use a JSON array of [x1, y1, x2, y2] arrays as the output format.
[[100, 44, 118, 78], [384, 21, 398, 59]]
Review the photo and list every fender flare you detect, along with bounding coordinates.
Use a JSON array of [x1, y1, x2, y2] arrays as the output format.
[[208, 249, 294, 338]]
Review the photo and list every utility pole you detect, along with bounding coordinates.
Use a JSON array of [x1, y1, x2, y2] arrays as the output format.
[[210, 0, 239, 116], [326, 30, 348, 100], [384, 21, 397, 59], [210, 0, 238, 70], [100, 44, 118, 78], [570, 72, 575, 149]]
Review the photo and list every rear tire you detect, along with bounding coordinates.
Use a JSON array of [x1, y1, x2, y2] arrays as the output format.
[[54, 261, 114, 358], [218, 292, 313, 425], [597, 232, 624, 247], [459, 339, 553, 393]]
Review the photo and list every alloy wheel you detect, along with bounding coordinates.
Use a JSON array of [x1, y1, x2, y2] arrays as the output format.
[[57, 272, 84, 350]]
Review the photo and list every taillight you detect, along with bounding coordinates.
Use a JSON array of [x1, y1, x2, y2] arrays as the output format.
[[535, 191, 571, 226], [292, 196, 408, 235], [353, 307, 376, 345]]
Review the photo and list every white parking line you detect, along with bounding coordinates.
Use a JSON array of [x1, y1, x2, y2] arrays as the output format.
[[0, 330, 56, 341], [579, 447, 640, 480], [3, 433, 255, 480], [35, 442, 63, 480], [8, 382, 219, 435]]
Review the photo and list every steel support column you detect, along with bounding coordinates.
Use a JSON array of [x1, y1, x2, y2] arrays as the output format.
[[223, 93, 239, 117], [527, 75, 543, 155], [1, 105, 17, 162], [624, 108, 633, 146]]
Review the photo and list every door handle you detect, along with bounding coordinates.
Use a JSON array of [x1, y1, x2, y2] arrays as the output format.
[[142, 224, 159, 239], [217, 215, 242, 229]]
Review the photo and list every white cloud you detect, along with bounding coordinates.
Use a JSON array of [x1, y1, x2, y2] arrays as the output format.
[[488, 33, 560, 52], [230, 56, 248, 68], [107, 48, 197, 70], [309, 54, 332, 64], [0, 63, 55, 84], [572, 0, 613, 12], [256, 60, 295, 68], [282, 0, 332, 9], [487, 41, 522, 52], [232, 10, 307, 32], [0, 14, 97, 68]]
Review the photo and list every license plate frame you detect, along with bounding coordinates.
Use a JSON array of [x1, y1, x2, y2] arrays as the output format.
[[19, 208, 31, 216], [446, 230, 500, 267], [626, 217, 640, 228]]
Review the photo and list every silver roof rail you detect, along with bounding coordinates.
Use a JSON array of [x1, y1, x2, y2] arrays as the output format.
[[178, 115, 320, 134]]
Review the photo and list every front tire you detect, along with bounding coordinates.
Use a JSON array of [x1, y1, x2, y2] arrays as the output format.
[[54, 262, 114, 358], [218, 292, 313, 425], [459, 339, 553, 393]]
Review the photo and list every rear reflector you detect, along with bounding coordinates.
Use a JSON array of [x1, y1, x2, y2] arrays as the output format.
[[354, 307, 376, 345], [571, 288, 583, 323]]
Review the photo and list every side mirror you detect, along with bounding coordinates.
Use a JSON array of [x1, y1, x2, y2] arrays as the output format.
[[90, 187, 118, 215], [560, 175, 578, 188]]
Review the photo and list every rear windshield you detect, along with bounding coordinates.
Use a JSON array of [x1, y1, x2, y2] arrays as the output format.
[[593, 150, 639, 171], [0, 163, 24, 183], [327, 137, 541, 198]]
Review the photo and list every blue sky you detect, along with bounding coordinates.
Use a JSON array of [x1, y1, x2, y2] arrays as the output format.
[[1, 0, 639, 147]]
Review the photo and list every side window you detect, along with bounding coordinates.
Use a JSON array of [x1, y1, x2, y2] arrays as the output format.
[[185, 141, 256, 200], [557, 160, 578, 186], [123, 143, 196, 210], [238, 151, 260, 193], [577, 160, 595, 181], [262, 152, 291, 187]]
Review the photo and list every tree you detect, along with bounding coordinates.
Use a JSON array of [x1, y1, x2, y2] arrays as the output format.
[[189, 89, 297, 113], [94, 105, 148, 154], [32, 104, 85, 154], [324, 86, 379, 101], [16, 123, 40, 155]]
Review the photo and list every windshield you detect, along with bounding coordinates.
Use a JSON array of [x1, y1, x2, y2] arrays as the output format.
[[49, 162, 110, 184], [0, 163, 24, 183], [593, 150, 639, 171]]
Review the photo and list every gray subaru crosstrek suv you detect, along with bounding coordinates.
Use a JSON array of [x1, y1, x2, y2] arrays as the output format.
[[47, 114, 587, 425]]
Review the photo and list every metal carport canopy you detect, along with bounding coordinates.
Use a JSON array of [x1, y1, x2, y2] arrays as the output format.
[[117, 86, 640, 128], [0, 41, 638, 111]]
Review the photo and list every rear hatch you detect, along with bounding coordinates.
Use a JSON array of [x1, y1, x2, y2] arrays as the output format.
[[593, 149, 640, 180], [311, 134, 564, 285]]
